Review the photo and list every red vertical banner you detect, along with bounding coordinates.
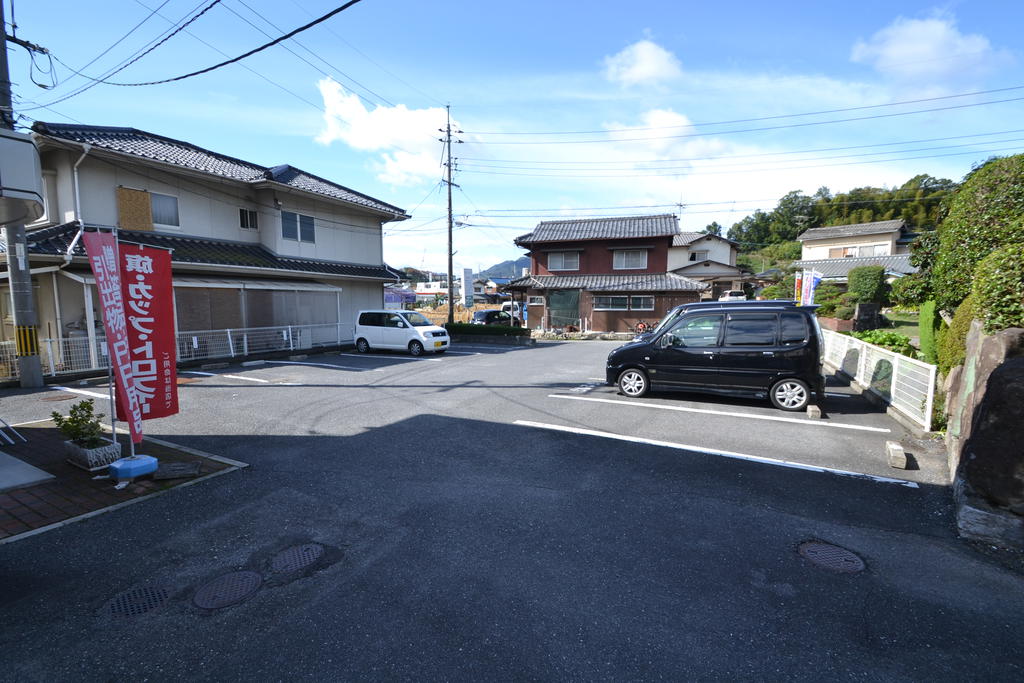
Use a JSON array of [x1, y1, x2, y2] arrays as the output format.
[[794, 271, 803, 304], [118, 244, 178, 420], [82, 232, 143, 444]]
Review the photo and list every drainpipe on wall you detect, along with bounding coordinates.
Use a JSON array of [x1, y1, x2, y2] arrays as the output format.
[[64, 144, 92, 264]]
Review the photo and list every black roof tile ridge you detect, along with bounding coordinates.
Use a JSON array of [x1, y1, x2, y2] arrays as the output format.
[[536, 213, 677, 226], [261, 164, 408, 216], [34, 121, 269, 176]]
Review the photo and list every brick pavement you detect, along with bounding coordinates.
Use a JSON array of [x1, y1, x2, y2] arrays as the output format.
[[0, 422, 233, 541]]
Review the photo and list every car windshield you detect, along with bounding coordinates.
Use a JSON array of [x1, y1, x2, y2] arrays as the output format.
[[650, 309, 682, 335], [401, 311, 432, 327], [473, 311, 489, 320]]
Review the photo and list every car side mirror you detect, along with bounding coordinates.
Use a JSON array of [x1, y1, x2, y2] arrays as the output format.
[[660, 333, 673, 348], [397, 322, 406, 328]]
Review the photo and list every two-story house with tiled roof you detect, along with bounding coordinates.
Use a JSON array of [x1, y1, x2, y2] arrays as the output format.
[[0, 122, 407, 369], [505, 214, 706, 332], [792, 219, 918, 282], [667, 232, 747, 298]]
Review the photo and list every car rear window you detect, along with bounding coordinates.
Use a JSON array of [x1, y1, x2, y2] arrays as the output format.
[[780, 312, 809, 344], [358, 312, 384, 326], [724, 313, 777, 346]]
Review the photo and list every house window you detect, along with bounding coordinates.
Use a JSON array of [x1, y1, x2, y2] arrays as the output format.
[[630, 296, 654, 310], [593, 296, 629, 310], [858, 244, 887, 256], [528, 296, 544, 305], [239, 208, 258, 231], [151, 193, 179, 227], [282, 211, 315, 243], [613, 249, 647, 270], [548, 251, 579, 271], [689, 250, 708, 262]]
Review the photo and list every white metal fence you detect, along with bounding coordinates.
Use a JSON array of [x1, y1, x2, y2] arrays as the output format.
[[0, 323, 349, 382], [822, 329, 937, 432]]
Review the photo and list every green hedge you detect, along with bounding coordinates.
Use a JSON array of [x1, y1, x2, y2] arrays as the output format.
[[932, 155, 1024, 311], [972, 243, 1024, 334], [918, 300, 940, 365], [847, 265, 888, 304], [851, 330, 915, 357], [937, 293, 977, 374], [444, 322, 531, 337]]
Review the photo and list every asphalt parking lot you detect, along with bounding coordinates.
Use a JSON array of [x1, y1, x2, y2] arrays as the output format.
[[1, 340, 1021, 680]]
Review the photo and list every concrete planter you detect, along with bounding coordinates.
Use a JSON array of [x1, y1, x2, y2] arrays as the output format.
[[818, 316, 854, 332], [64, 439, 123, 472]]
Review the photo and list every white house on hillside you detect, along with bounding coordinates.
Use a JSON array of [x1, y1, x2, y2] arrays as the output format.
[[793, 219, 918, 282], [667, 232, 747, 299]]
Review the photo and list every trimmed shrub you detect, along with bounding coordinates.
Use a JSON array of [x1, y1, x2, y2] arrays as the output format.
[[444, 322, 531, 337], [811, 282, 844, 316], [890, 272, 929, 308], [851, 330, 915, 357], [847, 265, 888, 304], [834, 305, 855, 320], [937, 292, 977, 374], [972, 243, 1024, 334], [932, 155, 1024, 311], [918, 300, 940, 365]]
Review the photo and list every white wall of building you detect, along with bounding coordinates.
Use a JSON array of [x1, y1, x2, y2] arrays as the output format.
[[800, 233, 897, 260], [667, 236, 735, 270]]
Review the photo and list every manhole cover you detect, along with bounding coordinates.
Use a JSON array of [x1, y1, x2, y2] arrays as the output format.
[[798, 541, 866, 573], [105, 586, 169, 617], [271, 543, 324, 573], [192, 571, 262, 609], [40, 394, 74, 402], [153, 461, 202, 480]]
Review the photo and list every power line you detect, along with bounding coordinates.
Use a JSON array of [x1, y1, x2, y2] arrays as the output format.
[[458, 144, 1024, 178], [466, 96, 1024, 145], [105, 0, 366, 87], [457, 128, 1024, 168], [458, 135, 1024, 175], [23, 0, 224, 110], [228, 0, 395, 108], [462, 84, 1024, 135]]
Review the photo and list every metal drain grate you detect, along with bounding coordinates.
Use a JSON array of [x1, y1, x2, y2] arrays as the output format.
[[105, 586, 169, 617], [798, 541, 866, 573], [192, 571, 262, 610], [271, 543, 325, 573]]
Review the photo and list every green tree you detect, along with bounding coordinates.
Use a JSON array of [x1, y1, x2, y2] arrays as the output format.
[[703, 221, 723, 236], [931, 154, 1024, 311]]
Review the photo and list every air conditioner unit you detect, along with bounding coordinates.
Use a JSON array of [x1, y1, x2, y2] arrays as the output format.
[[0, 128, 44, 225]]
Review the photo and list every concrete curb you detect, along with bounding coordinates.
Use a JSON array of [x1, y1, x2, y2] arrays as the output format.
[[449, 334, 536, 346], [0, 436, 249, 546]]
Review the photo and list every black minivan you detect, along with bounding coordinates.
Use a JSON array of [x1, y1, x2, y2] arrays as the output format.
[[605, 301, 824, 411]]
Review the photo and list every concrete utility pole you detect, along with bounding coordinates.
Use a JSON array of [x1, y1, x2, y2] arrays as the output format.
[[1, 2, 44, 387], [443, 105, 455, 326]]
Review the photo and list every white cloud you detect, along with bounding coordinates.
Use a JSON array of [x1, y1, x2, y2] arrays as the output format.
[[851, 12, 1008, 83], [603, 40, 683, 87], [316, 78, 447, 186]]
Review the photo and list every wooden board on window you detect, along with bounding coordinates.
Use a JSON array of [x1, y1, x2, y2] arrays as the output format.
[[117, 186, 154, 231]]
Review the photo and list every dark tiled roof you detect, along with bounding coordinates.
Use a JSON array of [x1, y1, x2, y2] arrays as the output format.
[[5, 222, 401, 281], [792, 254, 916, 279], [797, 219, 905, 242], [505, 273, 706, 292], [515, 214, 678, 246], [31, 123, 408, 218], [671, 231, 737, 247]]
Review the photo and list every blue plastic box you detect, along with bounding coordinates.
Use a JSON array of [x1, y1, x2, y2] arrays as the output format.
[[108, 455, 158, 480]]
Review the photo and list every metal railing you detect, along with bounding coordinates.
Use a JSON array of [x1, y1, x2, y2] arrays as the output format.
[[0, 323, 349, 382], [822, 329, 937, 432]]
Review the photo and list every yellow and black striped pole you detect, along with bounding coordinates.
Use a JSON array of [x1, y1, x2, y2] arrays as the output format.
[[15, 325, 39, 357]]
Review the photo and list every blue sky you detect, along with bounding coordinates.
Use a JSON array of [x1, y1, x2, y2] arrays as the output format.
[[7, 0, 1024, 272]]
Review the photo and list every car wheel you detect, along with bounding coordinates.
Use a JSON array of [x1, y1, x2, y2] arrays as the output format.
[[409, 340, 424, 356], [356, 338, 370, 353], [618, 368, 649, 398], [770, 378, 810, 411]]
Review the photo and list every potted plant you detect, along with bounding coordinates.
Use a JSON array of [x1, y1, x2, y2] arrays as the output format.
[[52, 399, 122, 471]]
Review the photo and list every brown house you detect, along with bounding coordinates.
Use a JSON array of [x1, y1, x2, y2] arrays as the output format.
[[506, 214, 706, 332]]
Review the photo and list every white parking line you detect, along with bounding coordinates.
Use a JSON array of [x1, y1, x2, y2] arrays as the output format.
[[264, 360, 381, 371], [180, 370, 270, 383], [548, 394, 891, 433], [514, 420, 917, 488], [52, 386, 109, 399], [337, 353, 442, 362]]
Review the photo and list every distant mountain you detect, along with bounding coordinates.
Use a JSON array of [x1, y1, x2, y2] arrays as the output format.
[[478, 256, 529, 279]]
